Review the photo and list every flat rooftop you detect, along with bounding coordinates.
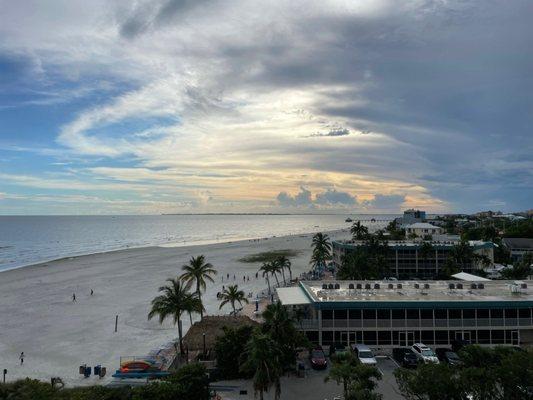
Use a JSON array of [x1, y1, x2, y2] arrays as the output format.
[[296, 280, 533, 304], [332, 240, 493, 249]]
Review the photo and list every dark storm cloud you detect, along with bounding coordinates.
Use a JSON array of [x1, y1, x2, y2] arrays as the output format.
[[119, 0, 214, 38], [243, 1, 532, 211], [308, 128, 351, 138], [363, 194, 406, 210]]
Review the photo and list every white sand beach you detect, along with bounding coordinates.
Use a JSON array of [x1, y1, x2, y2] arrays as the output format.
[[0, 229, 351, 386]]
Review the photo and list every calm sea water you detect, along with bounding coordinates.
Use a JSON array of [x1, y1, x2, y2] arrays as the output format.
[[0, 214, 396, 272]]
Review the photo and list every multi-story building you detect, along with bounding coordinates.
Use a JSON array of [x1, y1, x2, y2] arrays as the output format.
[[395, 209, 426, 228], [277, 280, 533, 348], [332, 240, 494, 280], [502, 238, 533, 263], [405, 222, 444, 237]]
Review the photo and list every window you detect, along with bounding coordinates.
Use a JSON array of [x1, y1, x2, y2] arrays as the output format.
[[477, 309, 489, 318], [491, 330, 504, 344], [435, 330, 448, 344], [463, 309, 475, 319], [420, 309, 433, 320], [322, 331, 333, 345], [377, 309, 390, 320], [335, 310, 347, 320], [505, 309, 517, 319], [421, 330, 434, 344], [363, 331, 377, 345], [363, 309, 376, 320], [435, 309, 447, 319], [392, 309, 405, 319], [519, 308, 531, 318], [378, 331, 391, 345], [406, 309, 419, 319], [449, 309, 461, 319], [491, 309, 503, 318], [349, 309, 361, 319], [477, 330, 490, 344], [322, 310, 333, 319], [306, 331, 318, 343]]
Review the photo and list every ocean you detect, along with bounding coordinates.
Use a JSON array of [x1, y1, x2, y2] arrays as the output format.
[[0, 214, 396, 272]]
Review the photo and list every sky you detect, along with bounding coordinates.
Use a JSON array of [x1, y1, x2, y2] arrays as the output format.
[[0, 0, 532, 215]]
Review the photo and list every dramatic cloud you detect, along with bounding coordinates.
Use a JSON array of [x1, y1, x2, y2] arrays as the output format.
[[315, 189, 357, 205], [362, 194, 406, 210], [309, 128, 351, 137], [0, 0, 531, 214], [277, 187, 313, 207]]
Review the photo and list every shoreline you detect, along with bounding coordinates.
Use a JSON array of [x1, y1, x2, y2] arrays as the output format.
[[0, 228, 353, 386], [0, 227, 351, 275]]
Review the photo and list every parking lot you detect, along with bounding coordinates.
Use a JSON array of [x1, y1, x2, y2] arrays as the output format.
[[375, 356, 404, 400], [213, 355, 406, 400]]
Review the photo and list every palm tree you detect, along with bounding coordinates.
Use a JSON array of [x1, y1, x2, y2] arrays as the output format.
[[184, 293, 205, 325], [260, 263, 273, 294], [219, 284, 249, 316], [276, 255, 291, 285], [148, 278, 199, 354], [280, 256, 293, 282], [180, 255, 217, 319], [350, 221, 369, 240], [311, 232, 332, 270], [269, 261, 281, 287], [240, 332, 283, 400]]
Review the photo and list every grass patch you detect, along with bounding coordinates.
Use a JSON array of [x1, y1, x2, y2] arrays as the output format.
[[238, 249, 300, 263]]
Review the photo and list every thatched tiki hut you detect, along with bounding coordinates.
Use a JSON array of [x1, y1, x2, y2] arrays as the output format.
[[182, 315, 260, 355]]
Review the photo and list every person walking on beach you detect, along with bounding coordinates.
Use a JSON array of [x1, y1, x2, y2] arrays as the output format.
[[90, 289, 94, 296], [72, 293, 76, 302], [19, 352, 24, 365]]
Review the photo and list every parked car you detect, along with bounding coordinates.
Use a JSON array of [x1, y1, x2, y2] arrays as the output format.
[[351, 344, 377, 366], [309, 347, 327, 370], [435, 348, 462, 366], [402, 349, 419, 368], [329, 343, 349, 357], [392, 347, 419, 368], [411, 343, 439, 364]]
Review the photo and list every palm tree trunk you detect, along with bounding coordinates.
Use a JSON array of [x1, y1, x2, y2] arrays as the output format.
[[266, 276, 271, 294], [288, 267, 292, 282], [281, 268, 286, 286], [197, 284, 203, 319], [272, 272, 280, 287], [231, 300, 236, 317], [189, 312, 193, 325], [178, 317, 184, 355]]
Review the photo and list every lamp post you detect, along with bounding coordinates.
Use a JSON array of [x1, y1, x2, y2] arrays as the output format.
[[202, 332, 206, 357], [3, 369, 6, 384]]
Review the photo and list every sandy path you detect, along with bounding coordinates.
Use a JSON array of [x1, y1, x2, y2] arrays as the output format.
[[0, 229, 351, 386]]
